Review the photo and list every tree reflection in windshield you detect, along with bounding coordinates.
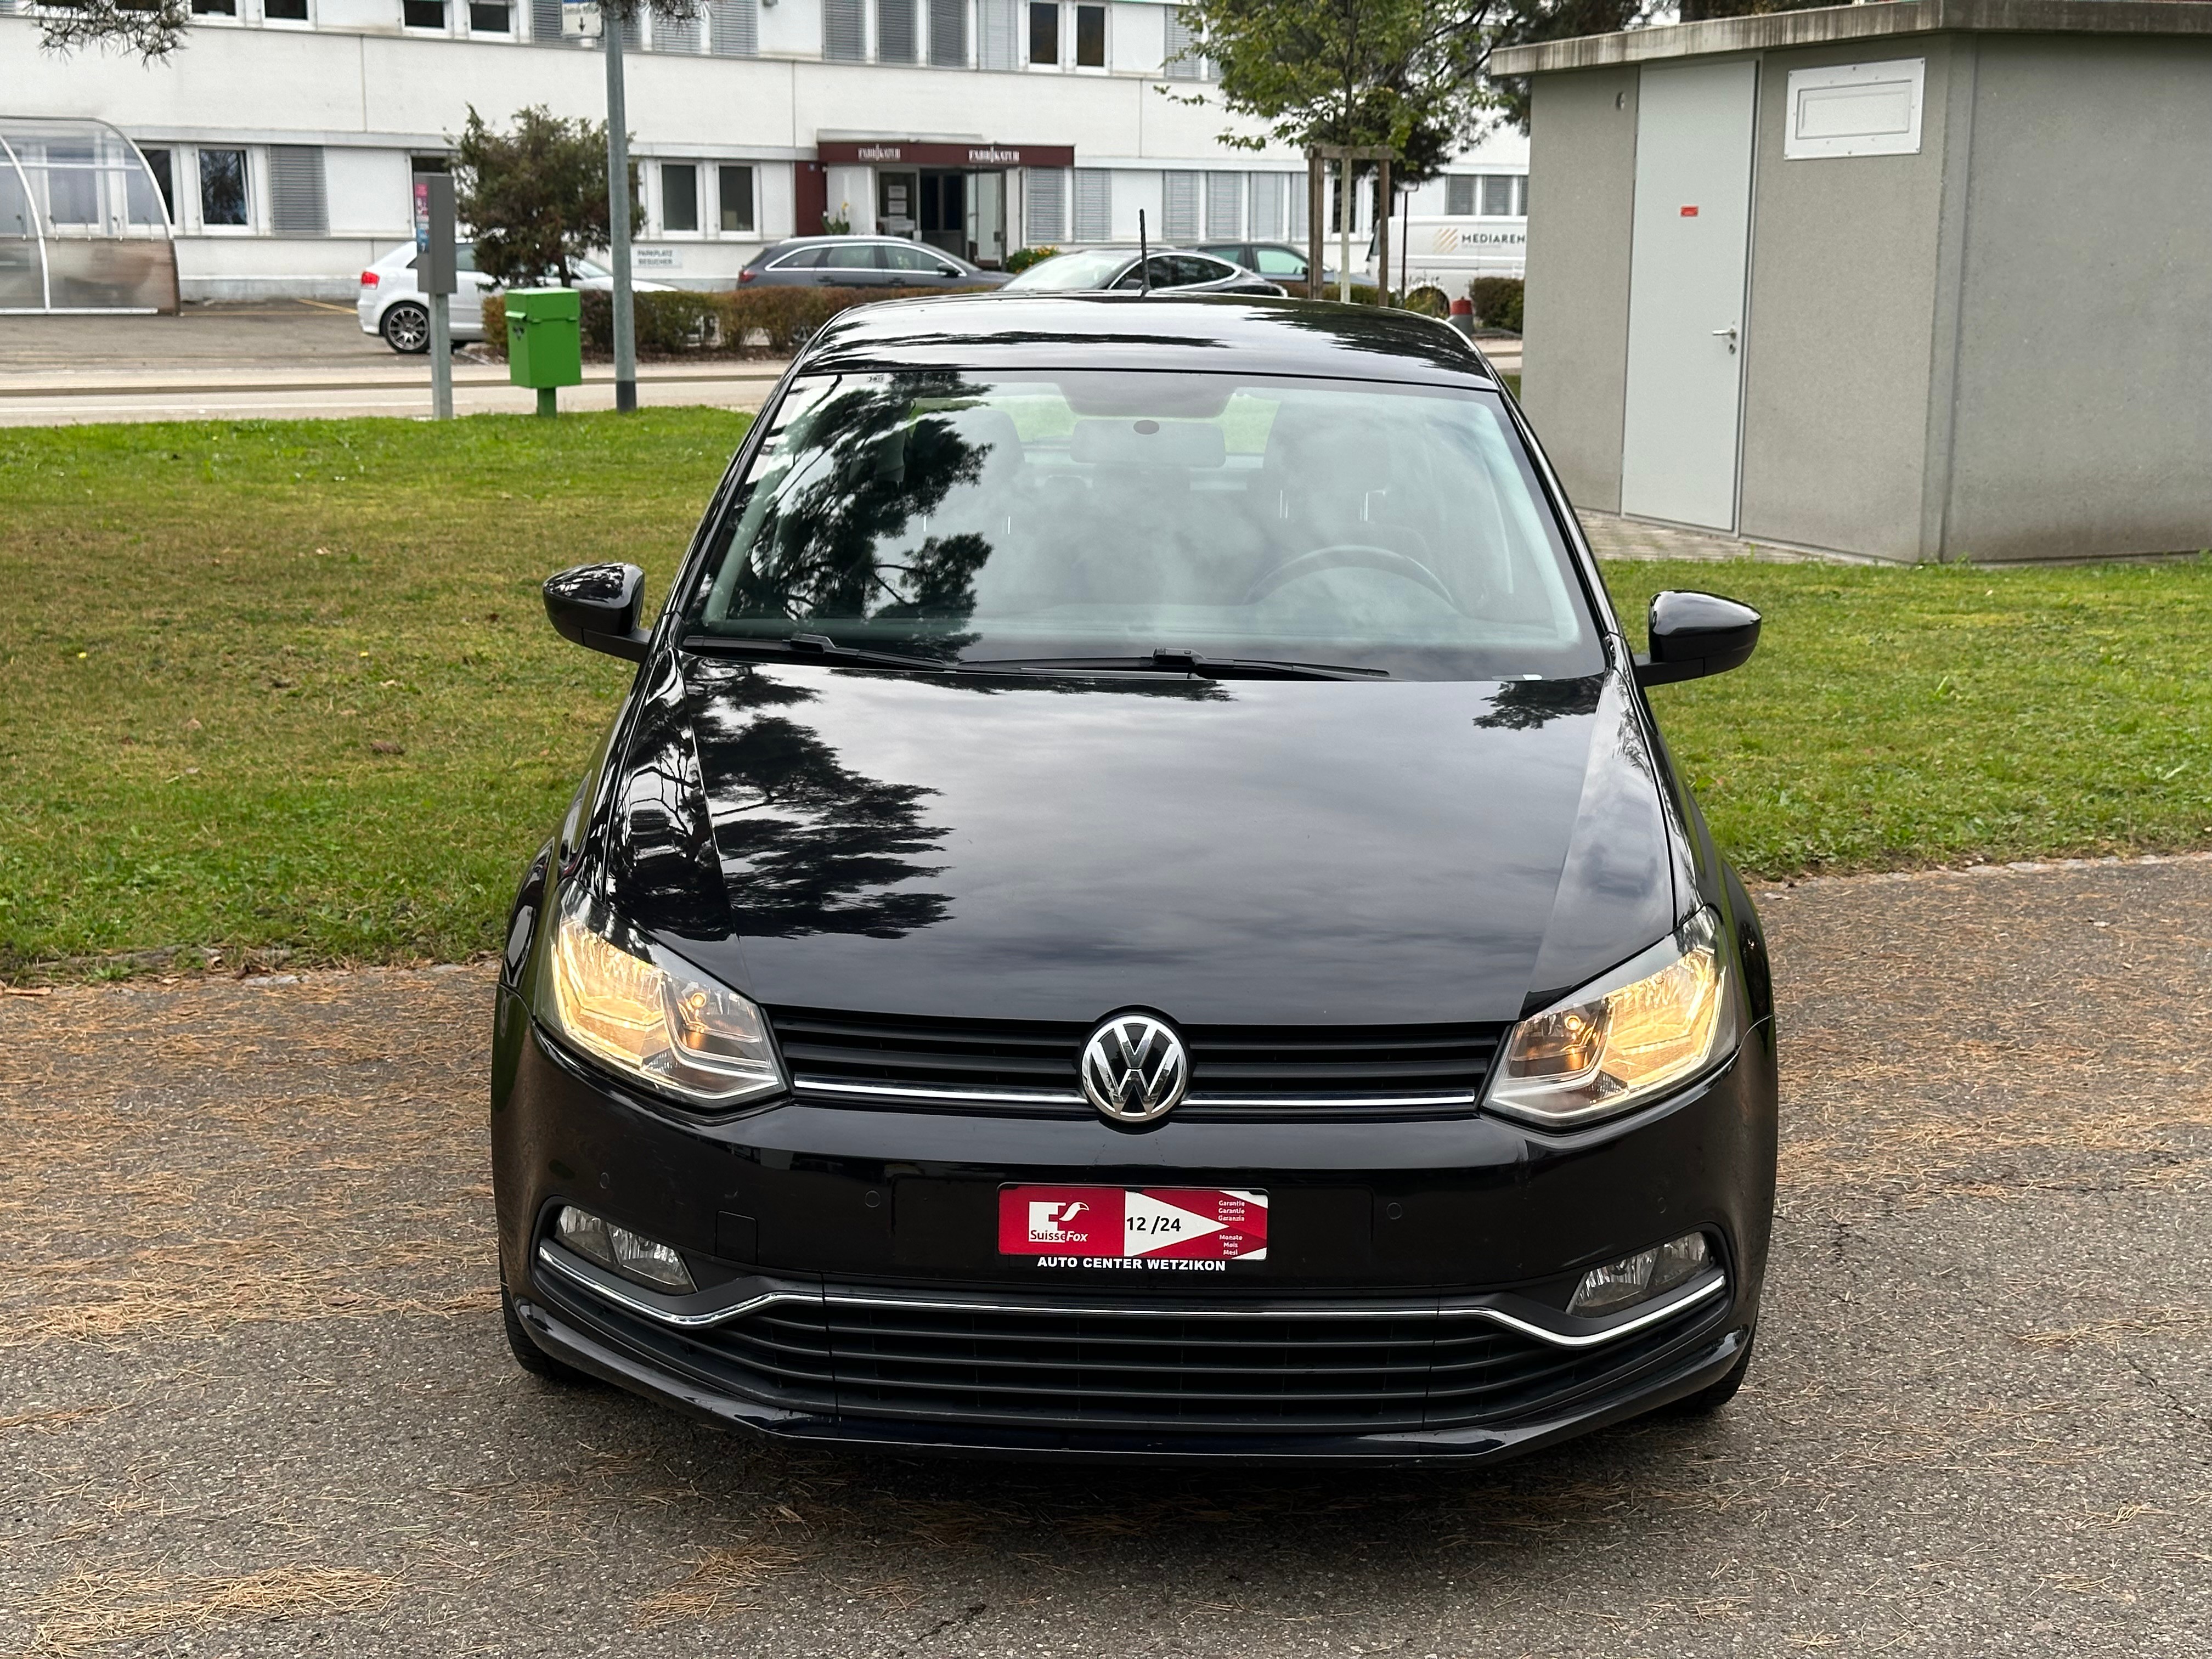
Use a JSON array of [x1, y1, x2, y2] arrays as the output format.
[[719, 374, 996, 661]]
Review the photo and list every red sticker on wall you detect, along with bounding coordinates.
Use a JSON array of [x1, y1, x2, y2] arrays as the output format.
[[1680, 205, 1700, 217]]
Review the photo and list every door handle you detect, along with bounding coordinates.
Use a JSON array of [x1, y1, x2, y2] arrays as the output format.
[[1713, 323, 1739, 353]]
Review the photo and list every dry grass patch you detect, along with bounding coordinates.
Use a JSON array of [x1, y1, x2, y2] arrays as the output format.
[[25, 1564, 394, 1655]]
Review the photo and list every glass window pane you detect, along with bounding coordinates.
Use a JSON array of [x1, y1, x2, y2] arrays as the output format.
[[824, 244, 880, 268], [662, 163, 698, 233], [469, 1, 510, 28], [1028, 1, 1057, 63], [1446, 174, 1475, 218], [199, 149, 247, 227], [265, 0, 310, 16], [1254, 246, 1303, 275], [189, 0, 237, 13], [1074, 3, 1103, 65], [719, 165, 754, 232], [1481, 174, 1514, 217], [133, 149, 175, 225], [402, 0, 446, 25]]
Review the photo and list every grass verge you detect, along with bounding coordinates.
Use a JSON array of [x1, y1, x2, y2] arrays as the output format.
[[5, 411, 2211, 977]]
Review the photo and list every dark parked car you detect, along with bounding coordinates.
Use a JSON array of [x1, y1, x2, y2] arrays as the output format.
[[738, 235, 1008, 290], [998, 246, 1284, 296], [496, 294, 1777, 1464], [1194, 239, 1341, 297]]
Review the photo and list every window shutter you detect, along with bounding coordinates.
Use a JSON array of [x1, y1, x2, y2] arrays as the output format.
[[979, 0, 1018, 67], [709, 0, 757, 54], [1204, 172, 1241, 239], [1481, 174, 1514, 217], [1446, 175, 1475, 217], [1073, 169, 1110, 242], [1163, 5, 1201, 79], [927, 0, 964, 65], [823, 0, 865, 60], [656, 10, 700, 49], [268, 146, 327, 237], [1246, 173, 1283, 240], [528, 0, 561, 42], [1289, 170, 1307, 241], [1162, 171, 1199, 241], [1024, 168, 1066, 244], [877, 0, 917, 62]]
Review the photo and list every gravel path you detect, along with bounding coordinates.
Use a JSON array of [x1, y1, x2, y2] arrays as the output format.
[[3, 862, 2208, 1657]]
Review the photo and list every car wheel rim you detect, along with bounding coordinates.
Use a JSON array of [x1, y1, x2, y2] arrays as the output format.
[[386, 309, 428, 351]]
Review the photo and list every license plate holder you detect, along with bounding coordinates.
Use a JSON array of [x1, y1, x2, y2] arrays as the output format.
[[997, 1186, 1268, 1272]]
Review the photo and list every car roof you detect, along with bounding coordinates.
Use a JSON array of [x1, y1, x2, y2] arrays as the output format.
[[800, 293, 1494, 385]]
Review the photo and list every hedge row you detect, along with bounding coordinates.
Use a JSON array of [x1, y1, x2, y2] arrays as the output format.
[[478, 285, 995, 360], [1468, 276, 1525, 334]]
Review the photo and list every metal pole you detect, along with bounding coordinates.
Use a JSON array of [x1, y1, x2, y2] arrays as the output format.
[[1306, 153, 1322, 299], [605, 10, 638, 413], [429, 291, 453, 419], [1338, 160, 1351, 304]]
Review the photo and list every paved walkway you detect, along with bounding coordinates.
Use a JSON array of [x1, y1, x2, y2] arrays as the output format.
[[3, 860, 2207, 1656], [1579, 510, 1871, 565]]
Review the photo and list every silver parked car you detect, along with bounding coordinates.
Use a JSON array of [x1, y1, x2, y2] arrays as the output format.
[[998, 246, 1286, 297], [358, 246, 675, 354], [737, 235, 1008, 290]]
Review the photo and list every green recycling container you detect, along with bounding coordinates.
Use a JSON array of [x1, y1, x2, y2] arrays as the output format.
[[506, 287, 583, 390]]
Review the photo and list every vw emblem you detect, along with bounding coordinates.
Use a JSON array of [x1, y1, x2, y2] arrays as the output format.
[[1079, 1013, 1190, 1125]]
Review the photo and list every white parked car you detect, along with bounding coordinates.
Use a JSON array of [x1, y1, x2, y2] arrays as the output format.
[[357, 245, 676, 354]]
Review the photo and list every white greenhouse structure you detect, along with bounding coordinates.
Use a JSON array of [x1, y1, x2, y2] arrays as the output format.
[[0, 116, 180, 313]]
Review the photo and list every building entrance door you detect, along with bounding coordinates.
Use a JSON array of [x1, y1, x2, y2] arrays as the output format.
[[876, 169, 918, 239], [966, 170, 1006, 268], [919, 171, 965, 258], [1620, 59, 1757, 531]]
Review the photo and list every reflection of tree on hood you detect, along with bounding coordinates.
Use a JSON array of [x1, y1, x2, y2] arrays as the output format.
[[725, 378, 994, 653], [1470, 674, 1602, 730], [692, 688, 951, 940]]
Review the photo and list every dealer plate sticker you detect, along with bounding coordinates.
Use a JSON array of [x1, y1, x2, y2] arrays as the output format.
[[998, 1186, 1267, 1271]]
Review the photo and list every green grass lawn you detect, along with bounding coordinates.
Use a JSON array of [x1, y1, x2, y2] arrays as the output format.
[[5, 411, 2211, 978]]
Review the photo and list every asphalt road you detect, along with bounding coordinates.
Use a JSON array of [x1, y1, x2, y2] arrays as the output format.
[[3, 859, 2208, 1657], [0, 303, 785, 425]]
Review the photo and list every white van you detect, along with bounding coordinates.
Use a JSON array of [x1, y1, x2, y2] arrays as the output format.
[[1365, 216, 1528, 300]]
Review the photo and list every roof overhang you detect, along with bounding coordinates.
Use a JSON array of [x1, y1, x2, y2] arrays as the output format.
[[1489, 0, 2212, 76]]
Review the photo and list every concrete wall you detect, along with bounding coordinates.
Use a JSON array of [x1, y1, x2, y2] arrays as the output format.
[[1943, 36, 2212, 560], [1736, 39, 1957, 560], [1519, 66, 1640, 515]]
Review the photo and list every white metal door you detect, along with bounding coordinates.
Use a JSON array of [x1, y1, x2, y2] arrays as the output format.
[[1620, 60, 1757, 531]]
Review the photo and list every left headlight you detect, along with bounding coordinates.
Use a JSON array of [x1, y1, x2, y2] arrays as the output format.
[[544, 881, 785, 1108], [1486, 907, 1734, 1129]]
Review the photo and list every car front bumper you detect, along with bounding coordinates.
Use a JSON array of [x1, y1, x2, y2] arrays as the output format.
[[491, 989, 1777, 1464]]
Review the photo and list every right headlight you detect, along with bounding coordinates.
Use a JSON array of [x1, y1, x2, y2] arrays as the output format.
[[1486, 907, 1735, 1129], [544, 879, 785, 1109]]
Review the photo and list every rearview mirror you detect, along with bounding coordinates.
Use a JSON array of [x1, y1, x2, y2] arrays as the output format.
[[543, 562, 650, 662], [1635, 590, 1761, 687]]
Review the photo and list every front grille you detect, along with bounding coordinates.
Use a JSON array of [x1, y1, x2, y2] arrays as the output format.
[[675, 1289, 1722, 1436], [770, 1007, 1509, 1120]]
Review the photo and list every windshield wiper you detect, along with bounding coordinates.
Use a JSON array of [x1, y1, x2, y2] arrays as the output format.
[[680, 633, 968, 673], [970, 650, 1390, 681]]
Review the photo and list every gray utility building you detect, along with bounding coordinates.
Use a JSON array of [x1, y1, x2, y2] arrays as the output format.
[[1493, 0, 2212, 563]]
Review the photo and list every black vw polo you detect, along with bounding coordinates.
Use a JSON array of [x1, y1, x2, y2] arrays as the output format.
[[490, 294, 1778, 1464]]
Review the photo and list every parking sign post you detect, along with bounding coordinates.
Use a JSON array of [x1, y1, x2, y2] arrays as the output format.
[[413, 174, 457, 421]]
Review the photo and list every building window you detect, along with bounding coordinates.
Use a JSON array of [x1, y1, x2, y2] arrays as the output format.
[[927, 0, 963, 65], [136, 148, 177, 225], [1446, 174, 1475, 217], [403, 0, 446, 26], [263, 0, 309, 18], [189, 0, 237, 14], [655, 10, 701, 48], [1071, 169, 1110, 242], [1204, 171, 1240, 239], [529, 0, 559, 39], [979, 0, 1018, 68], [1164, 6, 1207, 80], [199, 148, 249, 227], [877, 0, 916, 61], [823, 0, 864, 59], [710, 0, 758, 55], [1073, 2, 1103, 66], [1481, 173, 1516, 217], [1028, 1, 1057, 65], [718, 165, 755, 232], [268, 145, 328, 236], [1024, 167, 1065, 242], [470, 1, 511, 29], [1162, 171, 1199, 241], [661, 163, 698, 233], [1248, 171, 1284, 239]]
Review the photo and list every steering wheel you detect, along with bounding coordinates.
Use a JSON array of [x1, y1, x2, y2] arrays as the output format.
[[1243, 543, 1458, 608]]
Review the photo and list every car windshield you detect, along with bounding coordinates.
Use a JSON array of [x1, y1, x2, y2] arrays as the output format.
[[687, 370, 1602, 680], [1000, 250, 1131, 291]]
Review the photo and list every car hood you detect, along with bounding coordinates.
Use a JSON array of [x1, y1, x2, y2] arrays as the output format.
[[606, 656, 1685, 1026]]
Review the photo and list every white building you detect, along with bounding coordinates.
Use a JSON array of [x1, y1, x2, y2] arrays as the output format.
[[2, 0, 1527, 301]]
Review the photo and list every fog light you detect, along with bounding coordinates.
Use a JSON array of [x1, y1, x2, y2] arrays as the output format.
[[1568, 1231, 1712, 1318], [554, 1205, 697, 1294]]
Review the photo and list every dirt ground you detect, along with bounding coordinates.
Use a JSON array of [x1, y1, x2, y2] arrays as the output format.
[[2, 860, 2208, 1657]]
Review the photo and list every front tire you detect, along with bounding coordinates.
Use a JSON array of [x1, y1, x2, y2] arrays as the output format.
[[502, 1280, 589, 1384], [380, 301, 431, 354]]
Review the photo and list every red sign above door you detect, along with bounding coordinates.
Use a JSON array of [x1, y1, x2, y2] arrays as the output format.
[[816, 139, 1075, 169]]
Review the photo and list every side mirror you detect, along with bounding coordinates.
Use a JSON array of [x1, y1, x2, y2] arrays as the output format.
[[1635, 590, 1761, 687], [543, 562, 651, 662]]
